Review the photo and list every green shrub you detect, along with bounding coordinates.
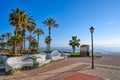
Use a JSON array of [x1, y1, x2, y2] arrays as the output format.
[[70, 52, 80, 57], [89, 55, 103, 58]]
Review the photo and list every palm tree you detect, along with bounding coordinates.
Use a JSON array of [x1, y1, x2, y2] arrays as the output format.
[[0, 42, 7, 49], [0, 34, 7, 49], [1, 34, 6, 42], [69, 36, 80, 53], [0, 37, 3, 42], [7, 36, 23, 52], [30, 39, 38, 52], [45, 36, 52, 51], [7, 36, 14, 49], [9, 8, 25, 54], [21, 14, 35, 50], [42, 18, 58, 51], [34, 28, 44, 50], [27, 22, 36, 51]]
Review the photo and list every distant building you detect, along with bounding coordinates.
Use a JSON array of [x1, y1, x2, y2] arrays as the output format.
[[80, 45, 89, 56]]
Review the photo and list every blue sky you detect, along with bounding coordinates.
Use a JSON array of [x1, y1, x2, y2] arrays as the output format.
[[0, 0, 120, 48]]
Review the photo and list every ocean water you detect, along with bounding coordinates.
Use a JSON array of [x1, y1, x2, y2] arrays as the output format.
[[94, 47, 120, 55], [40, 47, 120, 55]]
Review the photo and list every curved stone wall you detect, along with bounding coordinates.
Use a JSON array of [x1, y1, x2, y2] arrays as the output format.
[[5, 50, 65, 72]]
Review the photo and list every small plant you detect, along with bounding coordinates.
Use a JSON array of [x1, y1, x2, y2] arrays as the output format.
[[89, 55, 103, 58], [6, 68, 21, 75], [23, 56, 42, 68]]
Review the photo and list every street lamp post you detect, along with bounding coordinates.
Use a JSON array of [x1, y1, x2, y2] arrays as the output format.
[[90, 26, 94, 69]]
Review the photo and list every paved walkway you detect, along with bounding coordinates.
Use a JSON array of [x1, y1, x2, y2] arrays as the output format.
[[0, 54, 120, 80]]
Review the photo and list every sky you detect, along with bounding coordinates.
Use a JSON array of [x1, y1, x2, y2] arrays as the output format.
[[0, 0, 120, 48]]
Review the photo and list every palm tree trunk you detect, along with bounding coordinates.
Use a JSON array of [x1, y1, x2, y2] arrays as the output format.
[[7, 36, 9, 49], [38, 34, 39, 50], [28, 32, 32, 52], [73, 47, 75, 53], [20, 32, 24, 51], [24, 33, 25, 50], [48, 27, 51, 51], [48, 43, 50, 51], [46, 44, 48, 51], [23, 29, 26, 51], [14, 30, 17, 54]]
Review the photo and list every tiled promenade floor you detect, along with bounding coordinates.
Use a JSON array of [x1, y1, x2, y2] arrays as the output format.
[[64, 73, 104, 80], [0, 54, 120, 80]]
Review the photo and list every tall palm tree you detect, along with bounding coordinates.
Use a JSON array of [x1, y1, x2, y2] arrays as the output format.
[[21, 14, 35, 50], [34, 28, 44, 50], [45, 36, 52, 51], [9, 8, 25, 54], [69, 36, 80, 53], [27, 22, 36, 51], [42, 18, 58, 51]]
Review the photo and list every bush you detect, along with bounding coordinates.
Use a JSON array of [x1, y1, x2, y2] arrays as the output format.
[[70, 52, 80, 57]]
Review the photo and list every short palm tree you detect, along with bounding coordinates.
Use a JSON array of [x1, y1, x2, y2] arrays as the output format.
[[6, 32, 12, 40], [8, 36, 23, 52], [1, 34, 6, 42], [34, 28, 44, 50], [7, 36, 14, 49], [69, 36, 80, 53], [42, 18, 58, 51], [45, 36, 52, 51], [30, 39, 38, 52], [0, 37, 3, 42]]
